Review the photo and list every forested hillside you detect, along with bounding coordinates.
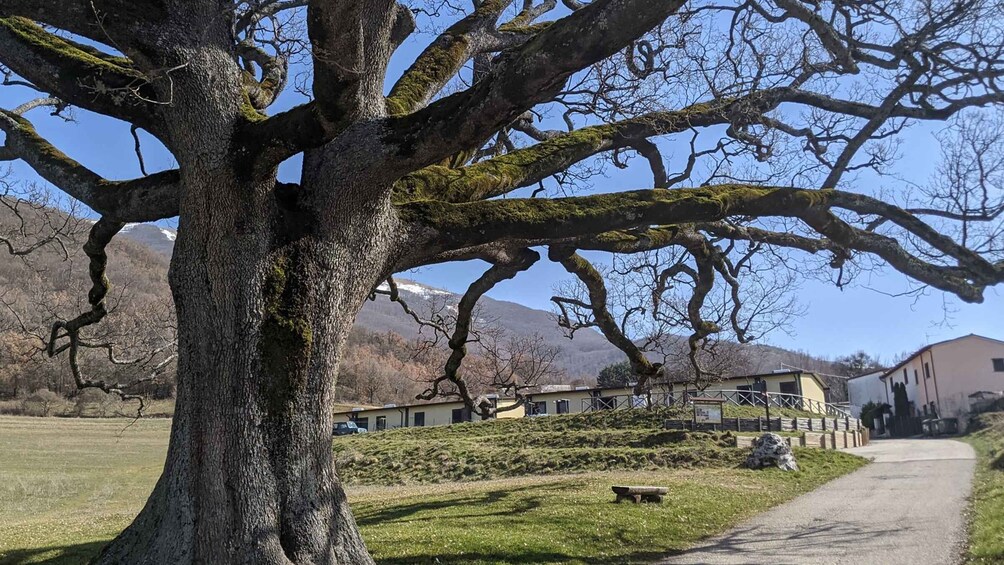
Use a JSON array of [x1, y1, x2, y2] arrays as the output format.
[[1, 207, 845, 409]]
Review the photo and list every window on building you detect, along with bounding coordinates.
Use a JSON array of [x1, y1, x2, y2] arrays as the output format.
[[993, 358, 1004, 372], [555, 399, 570, 414], [451, 407, 471, 424], [737, 385, 754, 405], [903, 368, 908, 385], [414, 412, 425, 427], [355, 417, 369, 431], [924, 362, 932, 379], [376, 416, 386, 431], [914, 369, 919, 385], [779, 381, 798, 395], [532, 401, 547, 415]]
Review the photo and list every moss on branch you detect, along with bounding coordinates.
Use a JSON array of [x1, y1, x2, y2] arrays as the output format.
[[398, 185, 834, 250], [386, 0, 511, 116], [583, 226, 683, 252], [395, 123, 618, 202], [392, 98, 748, 203], [387, 37, 472, 116], [0, 17, 137, 73], [0, 17, 162, 132]]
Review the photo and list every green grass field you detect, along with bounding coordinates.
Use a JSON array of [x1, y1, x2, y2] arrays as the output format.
[[0, 410, 865, 565], [963, 412, 1004, 564], [0, 417, 170, 564], [333, 405, 821, 485]]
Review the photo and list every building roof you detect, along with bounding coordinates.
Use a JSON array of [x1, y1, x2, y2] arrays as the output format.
[[845, 369, 887, 382], [525, 384, 634, 396], [634, 369, 832, 391], [880, 334, 1004, 380]]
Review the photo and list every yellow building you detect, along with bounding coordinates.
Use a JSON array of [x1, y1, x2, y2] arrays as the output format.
[[522, 372, 830, 416], [522, 385, 637, 416], [672, 370, 830, 413]]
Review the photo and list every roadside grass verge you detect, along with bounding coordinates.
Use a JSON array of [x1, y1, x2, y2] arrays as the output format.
[[963, 412, 1004, 564]]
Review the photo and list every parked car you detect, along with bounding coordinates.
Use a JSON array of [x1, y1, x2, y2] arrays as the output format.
[[333, 421, 368, 436]]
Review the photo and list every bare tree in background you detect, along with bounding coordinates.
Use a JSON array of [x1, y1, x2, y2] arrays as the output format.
[[0, 0, 1002, 561], [551, 236, 803, 390], [376, 276, 561, 418], [0, 195, 178, 405]]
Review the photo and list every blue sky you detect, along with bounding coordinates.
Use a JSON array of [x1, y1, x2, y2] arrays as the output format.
[[1, 15, 1001, 364]]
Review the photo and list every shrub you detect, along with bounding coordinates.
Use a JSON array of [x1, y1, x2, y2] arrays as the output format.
[[859, 401, 890, 430], [74, 388, 118, 417], [21, 389, 64, 417]]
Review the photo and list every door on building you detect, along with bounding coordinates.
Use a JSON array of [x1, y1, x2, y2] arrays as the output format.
[[451, 407, 472, 424], [555, 399, 570, 414]]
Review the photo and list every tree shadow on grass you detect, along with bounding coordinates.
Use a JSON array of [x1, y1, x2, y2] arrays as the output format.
[[355, 482, 578, 527], [1, 540, 108, 565]]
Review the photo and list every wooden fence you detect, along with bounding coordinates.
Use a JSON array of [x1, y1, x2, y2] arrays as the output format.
[[664, 416, 862, 433], [581, 389, 850, 417]]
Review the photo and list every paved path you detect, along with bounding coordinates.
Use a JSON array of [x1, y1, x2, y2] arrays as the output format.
[[657, 438, 976, 565]]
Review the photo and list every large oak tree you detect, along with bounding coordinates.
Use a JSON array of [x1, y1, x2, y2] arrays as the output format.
[[1, 0, 1002, 562]]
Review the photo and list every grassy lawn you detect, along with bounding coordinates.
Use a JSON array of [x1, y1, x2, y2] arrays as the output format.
[[0, 417, 171, 565], [0, 411, 864, 565], [963, 412, 1004, 564], [354, 450, 864, 564], [334, 405, 825, 485]]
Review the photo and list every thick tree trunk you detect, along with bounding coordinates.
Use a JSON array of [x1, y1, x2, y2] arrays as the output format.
[[92, 136, 401, 564], [95, 180, 394, 563], [89, 18, 408, 561]]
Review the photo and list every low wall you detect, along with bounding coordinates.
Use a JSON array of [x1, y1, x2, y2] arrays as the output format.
[[733, 429, 867, 451]]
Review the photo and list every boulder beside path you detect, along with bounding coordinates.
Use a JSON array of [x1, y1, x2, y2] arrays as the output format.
[[745, 432, 798, 471]]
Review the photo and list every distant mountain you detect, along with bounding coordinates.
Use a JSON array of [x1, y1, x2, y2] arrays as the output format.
[[116, 226, 623, 378], [116, 223, 842, 387], [359, 280, 625, 378], [120, 224, 177, 257]]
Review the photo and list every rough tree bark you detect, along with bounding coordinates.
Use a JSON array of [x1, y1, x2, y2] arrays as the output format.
[[87, 17, 401, 562]]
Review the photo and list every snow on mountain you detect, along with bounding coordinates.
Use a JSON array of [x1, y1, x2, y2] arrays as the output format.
[[375, 280, 452, 298], [118, 223, 624, 378], [120, 223, 177, 257]]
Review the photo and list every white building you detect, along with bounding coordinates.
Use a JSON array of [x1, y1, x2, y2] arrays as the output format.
[[847, 369, 888, 418], [877, 334, 1004, 424]]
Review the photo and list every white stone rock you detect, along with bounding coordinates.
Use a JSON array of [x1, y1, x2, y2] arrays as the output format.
[[745, 432, 799, 471]]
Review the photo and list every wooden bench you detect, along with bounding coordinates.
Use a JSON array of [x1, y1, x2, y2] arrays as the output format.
[[611, 485, 668, 504]]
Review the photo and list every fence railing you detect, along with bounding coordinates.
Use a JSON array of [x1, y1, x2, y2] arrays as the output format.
[[579, 389, 851, 418]]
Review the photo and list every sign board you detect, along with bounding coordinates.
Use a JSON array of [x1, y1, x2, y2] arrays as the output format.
[[693, 398, 724, 425]]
